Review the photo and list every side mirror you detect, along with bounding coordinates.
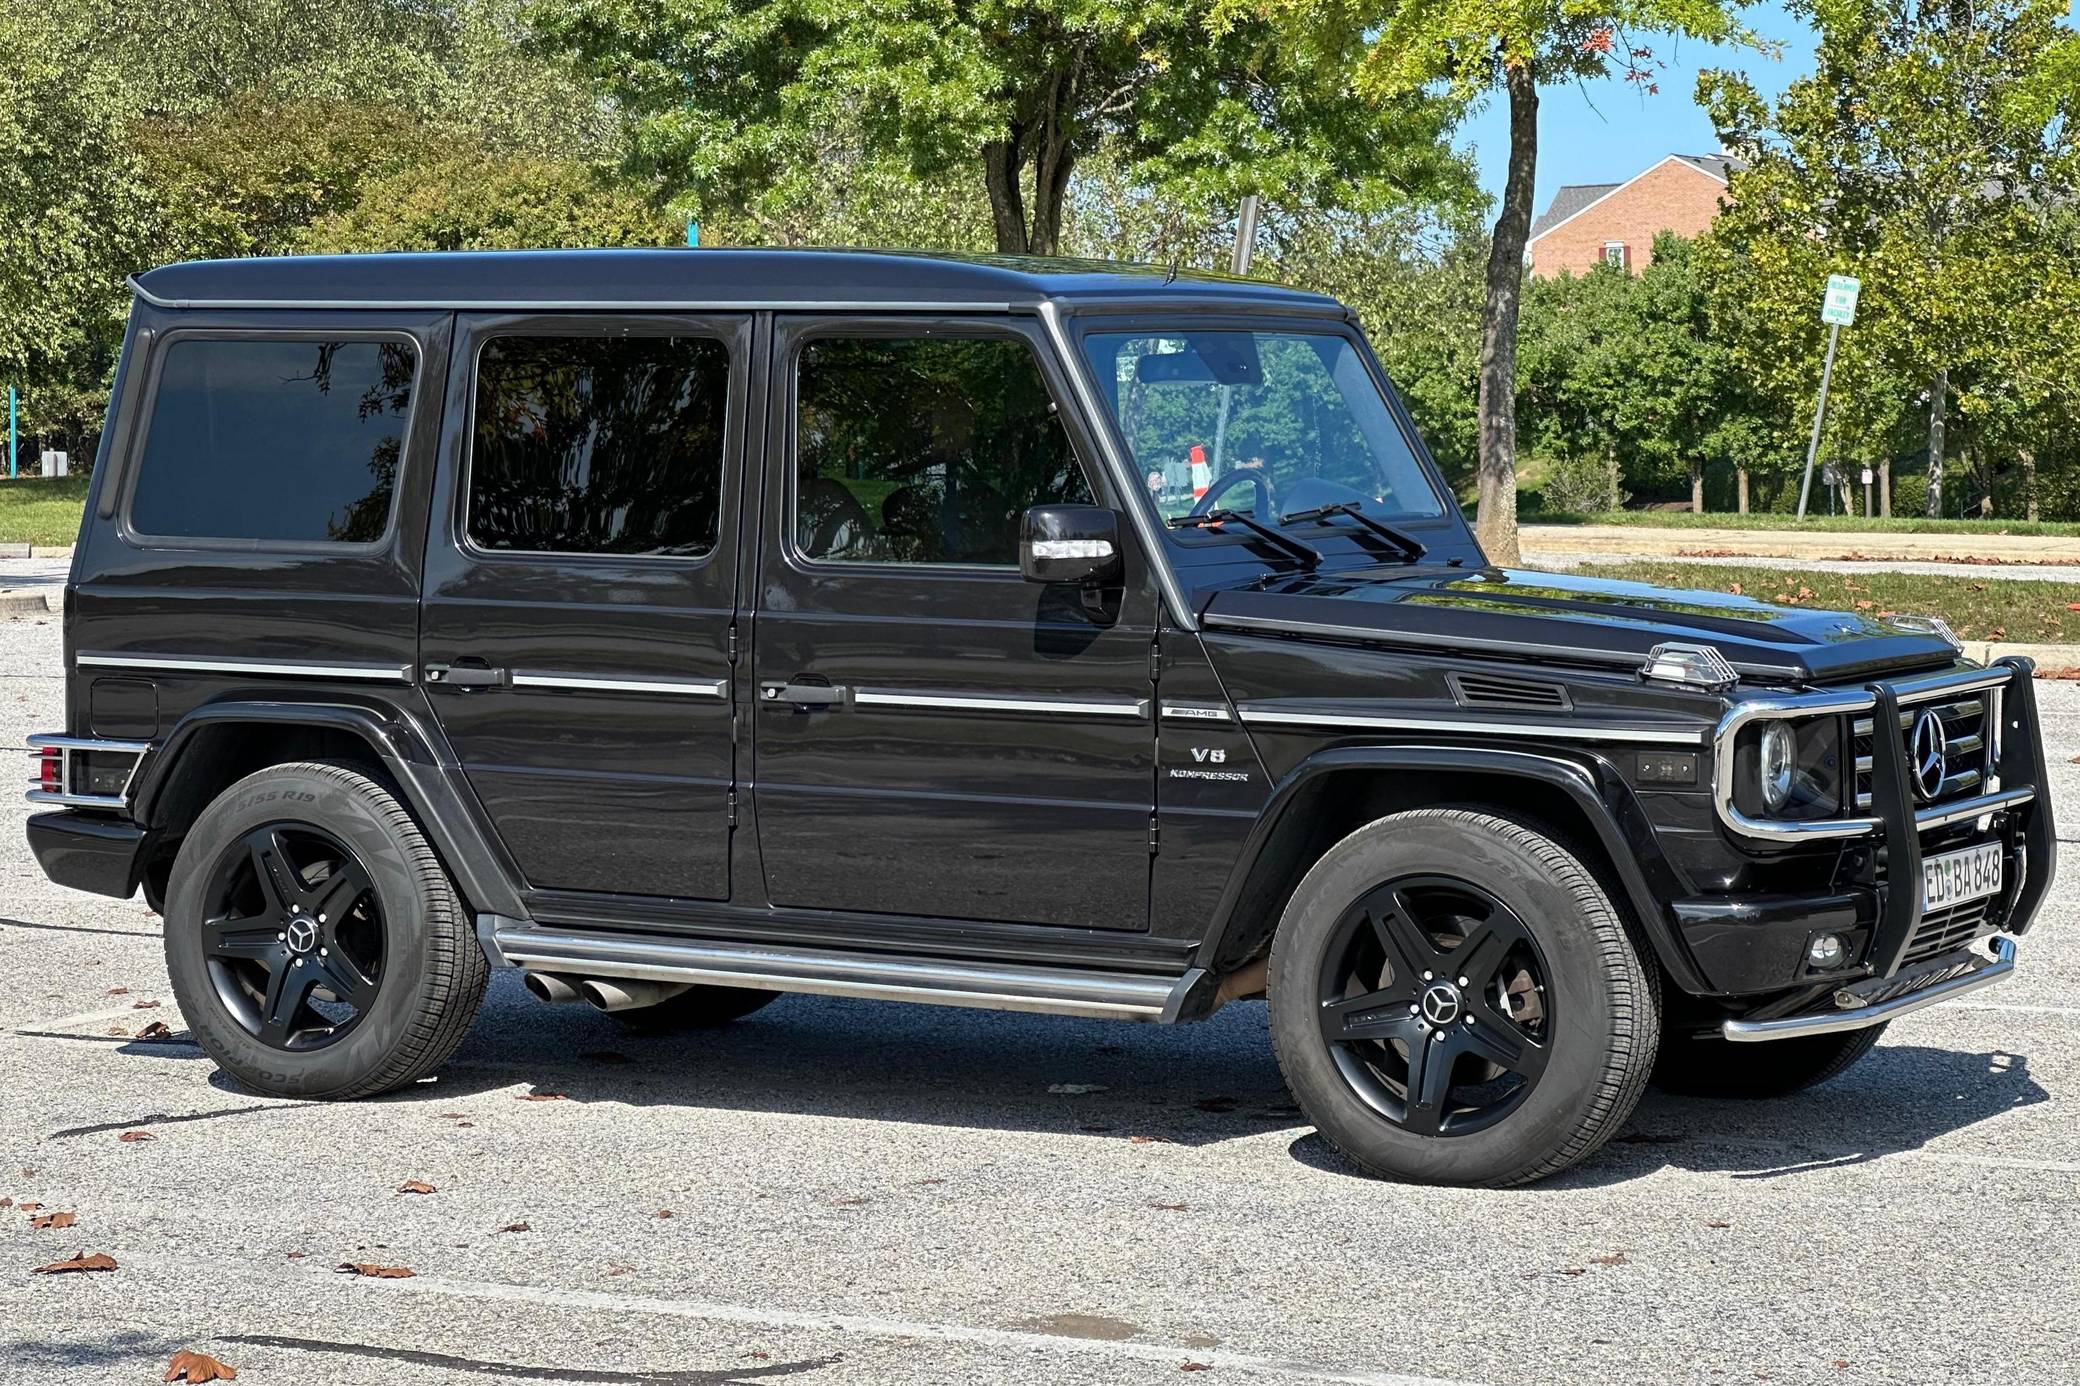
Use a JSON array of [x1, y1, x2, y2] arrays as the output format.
[[1020, 504, 1124, 586]]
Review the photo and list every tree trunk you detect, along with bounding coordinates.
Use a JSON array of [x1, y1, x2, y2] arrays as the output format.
[[1689, 458, 1704, 514], [1880, 456, 1892, 517], [1604, 438, 1620, 511], [1973, 448, 1992, 518], [1475, 62, 1538, 565], [1736, 466, 1749, 515], [1027, 126, 1076, 258], [982, 136, 1028, 254], [2023, 447, 2039, 521], [1926, 368, 1947, 518]]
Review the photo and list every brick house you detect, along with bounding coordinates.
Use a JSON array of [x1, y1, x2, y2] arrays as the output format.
[[1527, 154, 1740, 278]]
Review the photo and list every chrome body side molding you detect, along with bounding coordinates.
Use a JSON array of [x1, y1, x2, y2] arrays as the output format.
[[489, 925, 1195, 1022], [75, 651, 413, 683], [1235, 705, 1709, 746], [510, 672, 728, 698], [853, 689, 1149, 718]]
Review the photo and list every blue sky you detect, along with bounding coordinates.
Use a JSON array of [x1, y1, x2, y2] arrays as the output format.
[[1458, 0, 1808, 213]]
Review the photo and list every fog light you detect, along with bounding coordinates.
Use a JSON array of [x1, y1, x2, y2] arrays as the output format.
[[1808, 933, 1848, 969]]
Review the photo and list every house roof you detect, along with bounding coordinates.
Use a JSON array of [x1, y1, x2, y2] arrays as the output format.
[[1528, 154, 1746, 244], [129, 248, 1345, 315]]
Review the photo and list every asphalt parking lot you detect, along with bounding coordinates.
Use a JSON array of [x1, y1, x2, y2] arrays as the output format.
[[3, 606, 2076, 1386]]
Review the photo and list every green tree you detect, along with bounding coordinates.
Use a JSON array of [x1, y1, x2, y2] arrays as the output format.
[[525, 0, 1472, 258], [1701, 0, 2080, 519], [303, 155, 677, 253], [1223, 0, 1763, 561]]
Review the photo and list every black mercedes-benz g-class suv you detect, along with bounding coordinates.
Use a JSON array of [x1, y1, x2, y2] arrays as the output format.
[[26, 249, 2054, 1186]]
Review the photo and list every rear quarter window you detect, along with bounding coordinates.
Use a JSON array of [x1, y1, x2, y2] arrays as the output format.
[[127, 337, 417, 544]]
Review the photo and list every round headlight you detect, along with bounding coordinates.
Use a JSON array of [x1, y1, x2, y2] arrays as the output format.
[[1759, 722, 1796, 811]]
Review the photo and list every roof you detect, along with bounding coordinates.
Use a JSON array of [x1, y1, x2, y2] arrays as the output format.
[[129, 247, 1344, 315], [1530, 183, 1622, 239], [1528, 154, 1746, 244]]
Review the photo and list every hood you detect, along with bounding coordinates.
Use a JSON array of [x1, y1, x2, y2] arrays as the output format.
[[1200, 565, 1962, 686]]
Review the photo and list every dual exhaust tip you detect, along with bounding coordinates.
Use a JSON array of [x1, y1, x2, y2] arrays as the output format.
[[523, 971, 691, 1014]]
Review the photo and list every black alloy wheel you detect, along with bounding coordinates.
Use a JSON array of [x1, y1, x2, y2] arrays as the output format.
[[200, 822, 386, 1051], [1318, 876, 1553, 1137]]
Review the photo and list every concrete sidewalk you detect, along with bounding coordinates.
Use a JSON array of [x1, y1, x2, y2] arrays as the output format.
[[1522, 523, 2080, 565]]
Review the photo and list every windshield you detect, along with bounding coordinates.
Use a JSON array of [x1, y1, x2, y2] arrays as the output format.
[[1078, 329, 1447, 532]]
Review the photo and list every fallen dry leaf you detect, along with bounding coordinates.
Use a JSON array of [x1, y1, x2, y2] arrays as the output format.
[[1127, 1134, 1169, 1145], [132, 999, 161, 1009], [1706, 1220, 1732, 1229], [16, 1202, 39, 1212], [29, 1211, 76, 1230], [106, 986, 130, 996], [135, 1022, 173, 1040], [33, 1251, 117, 1274], [1150, 1202, 1191, 1212], [336, 1262, 414, 1279], [1591, 1251, 1629, 1267], [0, 1198, 11, 1209], [285, 1251, 306, 1260], [498, 1222, 530, 1234], [1727, 582, 1743, 596], [117, 1130, 153, 1143], [1181, 1364, 1213, 1374], [163, 1348, 237, 1382], [655, 1208, 674, 1218], [917, 1178, 944, 1186], [828, 1197, 869, 1207], [516, 1091, 567, 1102], [396, 1180, 436, 1195]]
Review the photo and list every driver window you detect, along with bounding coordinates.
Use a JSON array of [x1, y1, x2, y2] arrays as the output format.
[[794, 335, 1094, 566]]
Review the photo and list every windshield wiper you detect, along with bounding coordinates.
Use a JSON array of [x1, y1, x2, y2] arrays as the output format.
[[1169, 509, 1321, 569], [1280, 501, 1427, 561]]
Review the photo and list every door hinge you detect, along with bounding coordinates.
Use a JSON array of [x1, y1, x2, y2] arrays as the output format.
[[726, 625, 740, 665], [1148, 635, 1162, 685], [727, 790, 739, 828], [1148, 814, 1160, 855]]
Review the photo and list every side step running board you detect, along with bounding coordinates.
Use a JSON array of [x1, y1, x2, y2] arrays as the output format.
[[488, 922, 1207, 1023]]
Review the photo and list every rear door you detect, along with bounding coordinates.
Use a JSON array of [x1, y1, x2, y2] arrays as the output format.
[[419, 314, 750, 902], [748, 316, 1158, 930]]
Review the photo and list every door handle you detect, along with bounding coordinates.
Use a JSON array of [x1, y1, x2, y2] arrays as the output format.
[[426, 662, 506, 690], [761, 680, 847, 709]]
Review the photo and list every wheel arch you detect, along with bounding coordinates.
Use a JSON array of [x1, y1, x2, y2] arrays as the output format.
[[1195, 744, 1708, 995], [130, 700, 525, 920]]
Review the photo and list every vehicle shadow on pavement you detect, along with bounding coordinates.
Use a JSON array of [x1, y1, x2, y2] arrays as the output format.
[[308, 976, 1301, 1148], [1283, 1043, 2050, 1185]]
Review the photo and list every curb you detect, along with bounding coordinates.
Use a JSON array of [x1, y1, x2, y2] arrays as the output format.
[[1968, 642, 2080, 677], [0, 542, 28, 559], [0, 589, 51, 616], [28, 545, 73, 559]]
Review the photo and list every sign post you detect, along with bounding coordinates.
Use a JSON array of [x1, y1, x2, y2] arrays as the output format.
[[7, 387, 14, 480], [1797, 274, 1860, 520]]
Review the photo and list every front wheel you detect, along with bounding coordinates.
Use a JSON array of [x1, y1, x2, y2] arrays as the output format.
[[1268, 808, 1660, 1187], [163, 761, 488, 1100]]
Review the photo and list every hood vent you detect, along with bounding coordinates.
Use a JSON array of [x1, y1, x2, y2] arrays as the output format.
[[1448, 672, 1572, 713]]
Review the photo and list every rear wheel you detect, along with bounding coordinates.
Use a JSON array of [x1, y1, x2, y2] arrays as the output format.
[[612, 985, 780, 1033], [1652, 1023, 1887, 1097], [163, 762, 487, 1099], [1268, 808, 1659, 1187]]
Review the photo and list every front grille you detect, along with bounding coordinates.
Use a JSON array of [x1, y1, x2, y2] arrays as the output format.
[[1902, 899, 1996, 966], [1854, 694, 1993, 812]]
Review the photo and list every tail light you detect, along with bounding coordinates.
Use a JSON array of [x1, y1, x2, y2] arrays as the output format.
[[36, 747, 62, 795]]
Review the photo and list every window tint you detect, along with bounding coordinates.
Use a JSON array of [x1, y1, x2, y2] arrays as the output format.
[[129, 339, 415, 543], [795, 336, 1092, 565], [469, 335, 729, 558]]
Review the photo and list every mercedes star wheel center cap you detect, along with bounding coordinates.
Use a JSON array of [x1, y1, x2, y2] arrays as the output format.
[[1419, 981, 1462, 1026], [285, 916, 319, 955]]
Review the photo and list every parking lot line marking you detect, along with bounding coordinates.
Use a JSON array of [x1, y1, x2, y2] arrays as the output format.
[[357, 1272, 1490, 1386], [1682, 1134, 2080, 1175], [14, 1000, 172, 1032], [1943, 1000, 2080, 1017]]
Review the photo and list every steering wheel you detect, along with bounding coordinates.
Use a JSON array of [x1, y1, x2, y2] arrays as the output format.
[[1188, 467, 1277, 519]]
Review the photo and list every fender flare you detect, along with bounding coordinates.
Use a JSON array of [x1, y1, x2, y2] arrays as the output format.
[[1196, 743, 1709, 995], [130, 698, 527, 920]]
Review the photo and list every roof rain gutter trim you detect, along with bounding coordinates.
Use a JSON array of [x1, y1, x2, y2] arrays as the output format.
[[127, 276, 1017, 315], [1200, 610, 1804, 681]]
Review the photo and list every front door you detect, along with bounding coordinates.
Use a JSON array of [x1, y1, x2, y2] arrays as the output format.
[[750, 317, 1157, 930], [420, 314, 750, 901]]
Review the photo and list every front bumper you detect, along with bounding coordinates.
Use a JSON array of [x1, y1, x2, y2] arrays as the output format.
[[1721, 938, 2015, 1041], [26, 810, 147, 899]]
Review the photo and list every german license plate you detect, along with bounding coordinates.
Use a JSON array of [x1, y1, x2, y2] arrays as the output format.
[[1923, 843, 2003, 912]]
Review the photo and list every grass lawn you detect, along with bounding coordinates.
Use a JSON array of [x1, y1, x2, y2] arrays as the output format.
[[1535, 509, 2080, 539], [0, 475, 89, 547], [1586, 561, 2080, 645]]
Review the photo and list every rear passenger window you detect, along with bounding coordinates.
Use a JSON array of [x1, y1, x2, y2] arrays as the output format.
[[794, 335, 1093, 565], [468, 335, 729, 558], [128, 338, 416, 543]]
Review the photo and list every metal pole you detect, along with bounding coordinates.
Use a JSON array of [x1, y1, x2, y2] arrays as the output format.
[[1230, 195, 1261, 276], [6, 387, 14, 480], [1796, 322, 1842, 520]]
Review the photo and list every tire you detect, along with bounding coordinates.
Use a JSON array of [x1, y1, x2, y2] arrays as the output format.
[[1268, 808, 1660, 1187], [612, 985, 781, 1033], [1652, 1022, 1887, 1098], [162, 761, 488, 1100]]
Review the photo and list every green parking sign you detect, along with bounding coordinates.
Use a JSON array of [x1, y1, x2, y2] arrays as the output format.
[[1822, 274, 1861, 326]]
